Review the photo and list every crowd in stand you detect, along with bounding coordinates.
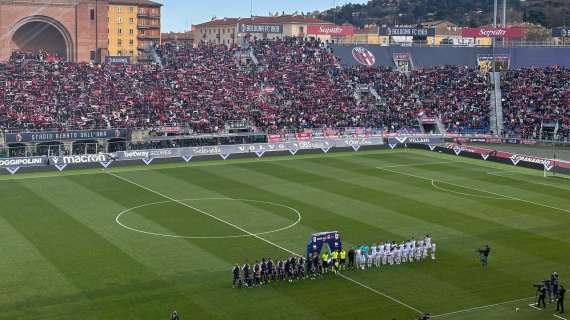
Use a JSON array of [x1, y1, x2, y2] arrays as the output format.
[[501, 67, 570, 140], [1, 38, 569, 140]]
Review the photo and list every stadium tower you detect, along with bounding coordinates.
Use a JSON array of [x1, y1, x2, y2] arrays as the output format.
[[0, 0, 108, 62]]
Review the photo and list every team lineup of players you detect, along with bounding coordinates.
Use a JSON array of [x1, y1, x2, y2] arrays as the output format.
[[233, 234, 436, 288]]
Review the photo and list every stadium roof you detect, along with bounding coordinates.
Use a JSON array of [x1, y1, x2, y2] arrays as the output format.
[[108, 0, 162, 7], [193, 15, 329, 28]]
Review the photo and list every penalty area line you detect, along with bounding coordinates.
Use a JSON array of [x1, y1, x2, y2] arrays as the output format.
[[553, 314, 568, 320], [431, 296, 535, 318], [106, 171, 424, 315], [376, 167, 570, 215]]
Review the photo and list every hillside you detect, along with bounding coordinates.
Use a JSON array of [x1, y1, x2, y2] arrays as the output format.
[[319, 0, 570, 28]]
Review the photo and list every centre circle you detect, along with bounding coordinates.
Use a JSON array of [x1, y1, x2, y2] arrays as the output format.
[[115, 198, 302, 239]]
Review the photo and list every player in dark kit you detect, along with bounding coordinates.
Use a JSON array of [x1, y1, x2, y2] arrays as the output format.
[[253, 261, 261, 286], [267, 259, 275, 282], [557, 285, 566, 313], [277, 260, 285, 281], [261, 259, 268, 284], [232, 264, 242, 288], [297, 257, 306, 279], [243, 262, 252, 287]]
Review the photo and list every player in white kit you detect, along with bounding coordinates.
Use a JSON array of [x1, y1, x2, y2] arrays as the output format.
[[369, 244, 377, 268], [431, 242, 437, 260], [395, 244, 402, 265], [409, 239, 416, 262]]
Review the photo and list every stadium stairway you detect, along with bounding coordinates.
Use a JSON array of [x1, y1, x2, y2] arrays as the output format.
[[149, 45, 164, 68], [249, 49, 259, 65], [369, 86, 381, 101], [489, 72, 504, 135]]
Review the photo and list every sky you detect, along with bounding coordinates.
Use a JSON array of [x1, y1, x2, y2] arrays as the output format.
[[155, 0, 368, 32]]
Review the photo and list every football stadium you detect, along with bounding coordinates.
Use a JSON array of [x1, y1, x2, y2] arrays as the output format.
[[1, 1, 570, 319]]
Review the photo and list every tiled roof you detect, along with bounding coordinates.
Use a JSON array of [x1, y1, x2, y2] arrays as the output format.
[[109, 0, 162, 7], [193, 15, 329, 28]]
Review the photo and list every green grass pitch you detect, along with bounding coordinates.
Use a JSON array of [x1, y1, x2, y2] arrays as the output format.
[[1, 149, 569, 319]]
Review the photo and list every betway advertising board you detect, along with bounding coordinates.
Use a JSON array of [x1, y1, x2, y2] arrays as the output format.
[[115, 137, 385, 162]]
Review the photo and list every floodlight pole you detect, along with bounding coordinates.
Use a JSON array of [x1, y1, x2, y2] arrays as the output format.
[[502, 0, 507, 27]]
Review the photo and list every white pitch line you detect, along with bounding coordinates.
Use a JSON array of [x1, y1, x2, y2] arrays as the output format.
[[376, 167, 570, 215], [431, 296, 534, 318], [488, 171, 570, 192], [431, 180, 514, 200], [106, 172, 424, 315], [528, 303, 541, 310], [379, 161, 454, 169], [553, 313, 568, 320]]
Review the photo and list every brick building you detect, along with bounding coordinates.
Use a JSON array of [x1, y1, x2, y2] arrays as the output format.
[[0, 0, 108, 62]]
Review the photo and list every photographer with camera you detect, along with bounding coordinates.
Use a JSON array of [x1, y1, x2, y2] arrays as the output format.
[[552, 272, 560, 301], [545, 279, 553, 303]]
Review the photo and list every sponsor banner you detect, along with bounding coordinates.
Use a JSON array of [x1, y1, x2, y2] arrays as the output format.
[[50, 154, 111, 165], [445, 144, 490, 156], [520, 140, 537, 145], [335, 137, 383, 148], [158, 126, 181, 134], [267, 134, 283, 142], [105, 56, 131, 64], [307, 24, 354, 36], [0, 156, 47, 168], [503, 139, 520, 144], [6, 129, 127, 143], [486, 138, 503, 144], [469, 138, 487, 143], [509, 154, 554, 168], [118, 148, 180, 160], [393, 53, 411, 61], [444, 143, 562, 169], [552, 27, 570, 38], [379, 27, 435, 37], [462, 27, 523, 38], [324, 128, 339, 138], [388, 136, 443, 146], [293, 140, 332, 150], [478, 54, 511, 62], [295, 132, 312, 141], [238, 23, 283, 34]]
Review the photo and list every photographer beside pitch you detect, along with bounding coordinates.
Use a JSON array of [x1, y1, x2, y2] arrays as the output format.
[[533, 273, 565, 314]]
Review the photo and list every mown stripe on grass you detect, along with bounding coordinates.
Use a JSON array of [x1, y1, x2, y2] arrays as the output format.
[[4, 178, 213, 319]]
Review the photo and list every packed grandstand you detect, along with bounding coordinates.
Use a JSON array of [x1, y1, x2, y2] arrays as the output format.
[[0, 38, 569, 142]]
